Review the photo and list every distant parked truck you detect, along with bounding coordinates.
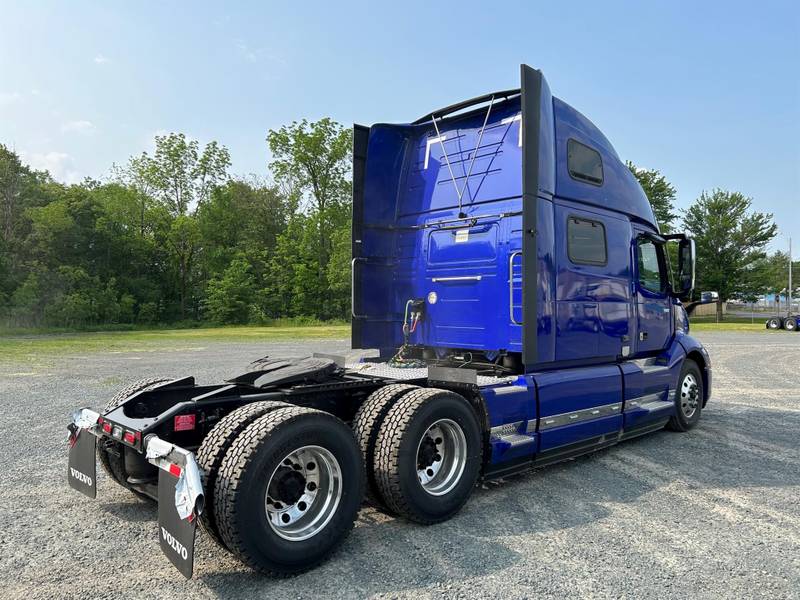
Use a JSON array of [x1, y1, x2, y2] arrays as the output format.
[[766, 315, 799, 330], [66, 64, 716, 578]]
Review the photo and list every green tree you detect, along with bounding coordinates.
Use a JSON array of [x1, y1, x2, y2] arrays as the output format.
[[122, 133, 231, 216], [627, 162, 678, 233], [205, 255, 257, 324], [197, 178, 289, 276], [267, 119, 352, 319], [683, 189, 777, 319], [167, 215, 201, 319], [120, 133, 232, 319]]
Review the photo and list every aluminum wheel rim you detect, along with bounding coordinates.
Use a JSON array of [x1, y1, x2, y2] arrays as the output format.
[[415, 418, 467, 496], [680, 373, 700, 419], [264, 445, 342, 542]]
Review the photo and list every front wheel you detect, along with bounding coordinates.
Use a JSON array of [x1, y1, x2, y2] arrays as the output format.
[[667, 360, 703, 432], [373, 388, 482, 524]]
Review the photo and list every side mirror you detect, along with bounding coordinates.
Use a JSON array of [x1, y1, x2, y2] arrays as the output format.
[[672, 237, 695, 300]]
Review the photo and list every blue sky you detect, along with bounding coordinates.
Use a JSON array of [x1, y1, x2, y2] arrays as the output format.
[[1, 1, 798, 249]]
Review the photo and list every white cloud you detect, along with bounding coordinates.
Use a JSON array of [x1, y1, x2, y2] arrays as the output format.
[[0, 91, 23, 106], [234, 40, 286, 66], [61, 120, 96, 135], [94, 54, 111, 65], [21, 151, 83, 184], [236, 40, 257, 63]]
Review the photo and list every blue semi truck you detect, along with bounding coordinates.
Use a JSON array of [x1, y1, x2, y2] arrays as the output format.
[[67, 64, 712, 578]]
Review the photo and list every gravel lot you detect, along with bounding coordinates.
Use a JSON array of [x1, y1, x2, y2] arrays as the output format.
[[1, 331, 798, 599]]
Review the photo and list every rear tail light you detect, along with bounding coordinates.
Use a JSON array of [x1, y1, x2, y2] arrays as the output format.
[[123, 431, 136, 445], [102, 421, 113, 434]]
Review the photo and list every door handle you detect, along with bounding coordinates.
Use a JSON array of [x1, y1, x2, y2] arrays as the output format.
[[639, 331, 648, 341]]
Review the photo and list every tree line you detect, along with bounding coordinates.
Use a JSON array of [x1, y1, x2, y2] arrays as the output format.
[[0, 121, 794, 330], [0, 119, 352, 329]]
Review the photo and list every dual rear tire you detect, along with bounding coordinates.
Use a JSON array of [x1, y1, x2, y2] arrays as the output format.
[[354, 385, 482, 524], [766, 317, 783, 330], [201, 405, 364, 576]]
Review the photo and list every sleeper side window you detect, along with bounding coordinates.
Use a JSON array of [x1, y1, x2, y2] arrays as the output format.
[[567, 217, 607, 266], [567, 139, 603, 186], [637, 238, 666, 293]]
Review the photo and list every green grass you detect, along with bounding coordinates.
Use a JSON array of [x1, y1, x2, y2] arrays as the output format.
[[1, 318, 782, 364], [0, 324, 351, 363]]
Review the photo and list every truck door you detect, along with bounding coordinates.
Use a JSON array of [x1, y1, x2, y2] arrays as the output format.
[[633, 231, 672, 354]]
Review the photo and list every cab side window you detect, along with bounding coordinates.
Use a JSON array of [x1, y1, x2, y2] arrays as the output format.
[[567, 217, 607, 266], [637, 238, 665, 293], [567, 139, 603, 186]]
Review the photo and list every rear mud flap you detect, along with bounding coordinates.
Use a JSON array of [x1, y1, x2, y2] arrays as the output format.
[[158, 469, 198, 579], [67, 427, 97, 499]]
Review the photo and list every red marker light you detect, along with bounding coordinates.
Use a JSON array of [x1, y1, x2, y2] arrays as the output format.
[[168, 463, 182, 478]]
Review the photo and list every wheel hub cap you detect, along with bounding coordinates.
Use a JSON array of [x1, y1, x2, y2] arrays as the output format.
[[680, 373, 699, 419], [415, 419, 467, 497], [264, 445, 342, 541]]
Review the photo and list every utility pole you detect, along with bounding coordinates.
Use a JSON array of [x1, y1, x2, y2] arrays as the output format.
[[789, 237, 793, 318]]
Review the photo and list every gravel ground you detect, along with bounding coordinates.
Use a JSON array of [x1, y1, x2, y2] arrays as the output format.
[[0, 331, 798, 599]]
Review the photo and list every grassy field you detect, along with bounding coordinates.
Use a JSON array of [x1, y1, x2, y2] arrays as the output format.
[[0, 324, 350, 363], [1, 320, 788, 363], [689, 321, 772, 332]]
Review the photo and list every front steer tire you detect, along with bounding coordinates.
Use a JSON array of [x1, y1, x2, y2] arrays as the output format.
[[214, 406, 364, 576], [97, 377, 171, 500], [667, 359, 703, 432], [373, 388, 482, 525], [197, 400, 290, 549]]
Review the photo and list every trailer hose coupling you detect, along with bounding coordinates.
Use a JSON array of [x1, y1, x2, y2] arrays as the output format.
[[144, 435, 205, 521]]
